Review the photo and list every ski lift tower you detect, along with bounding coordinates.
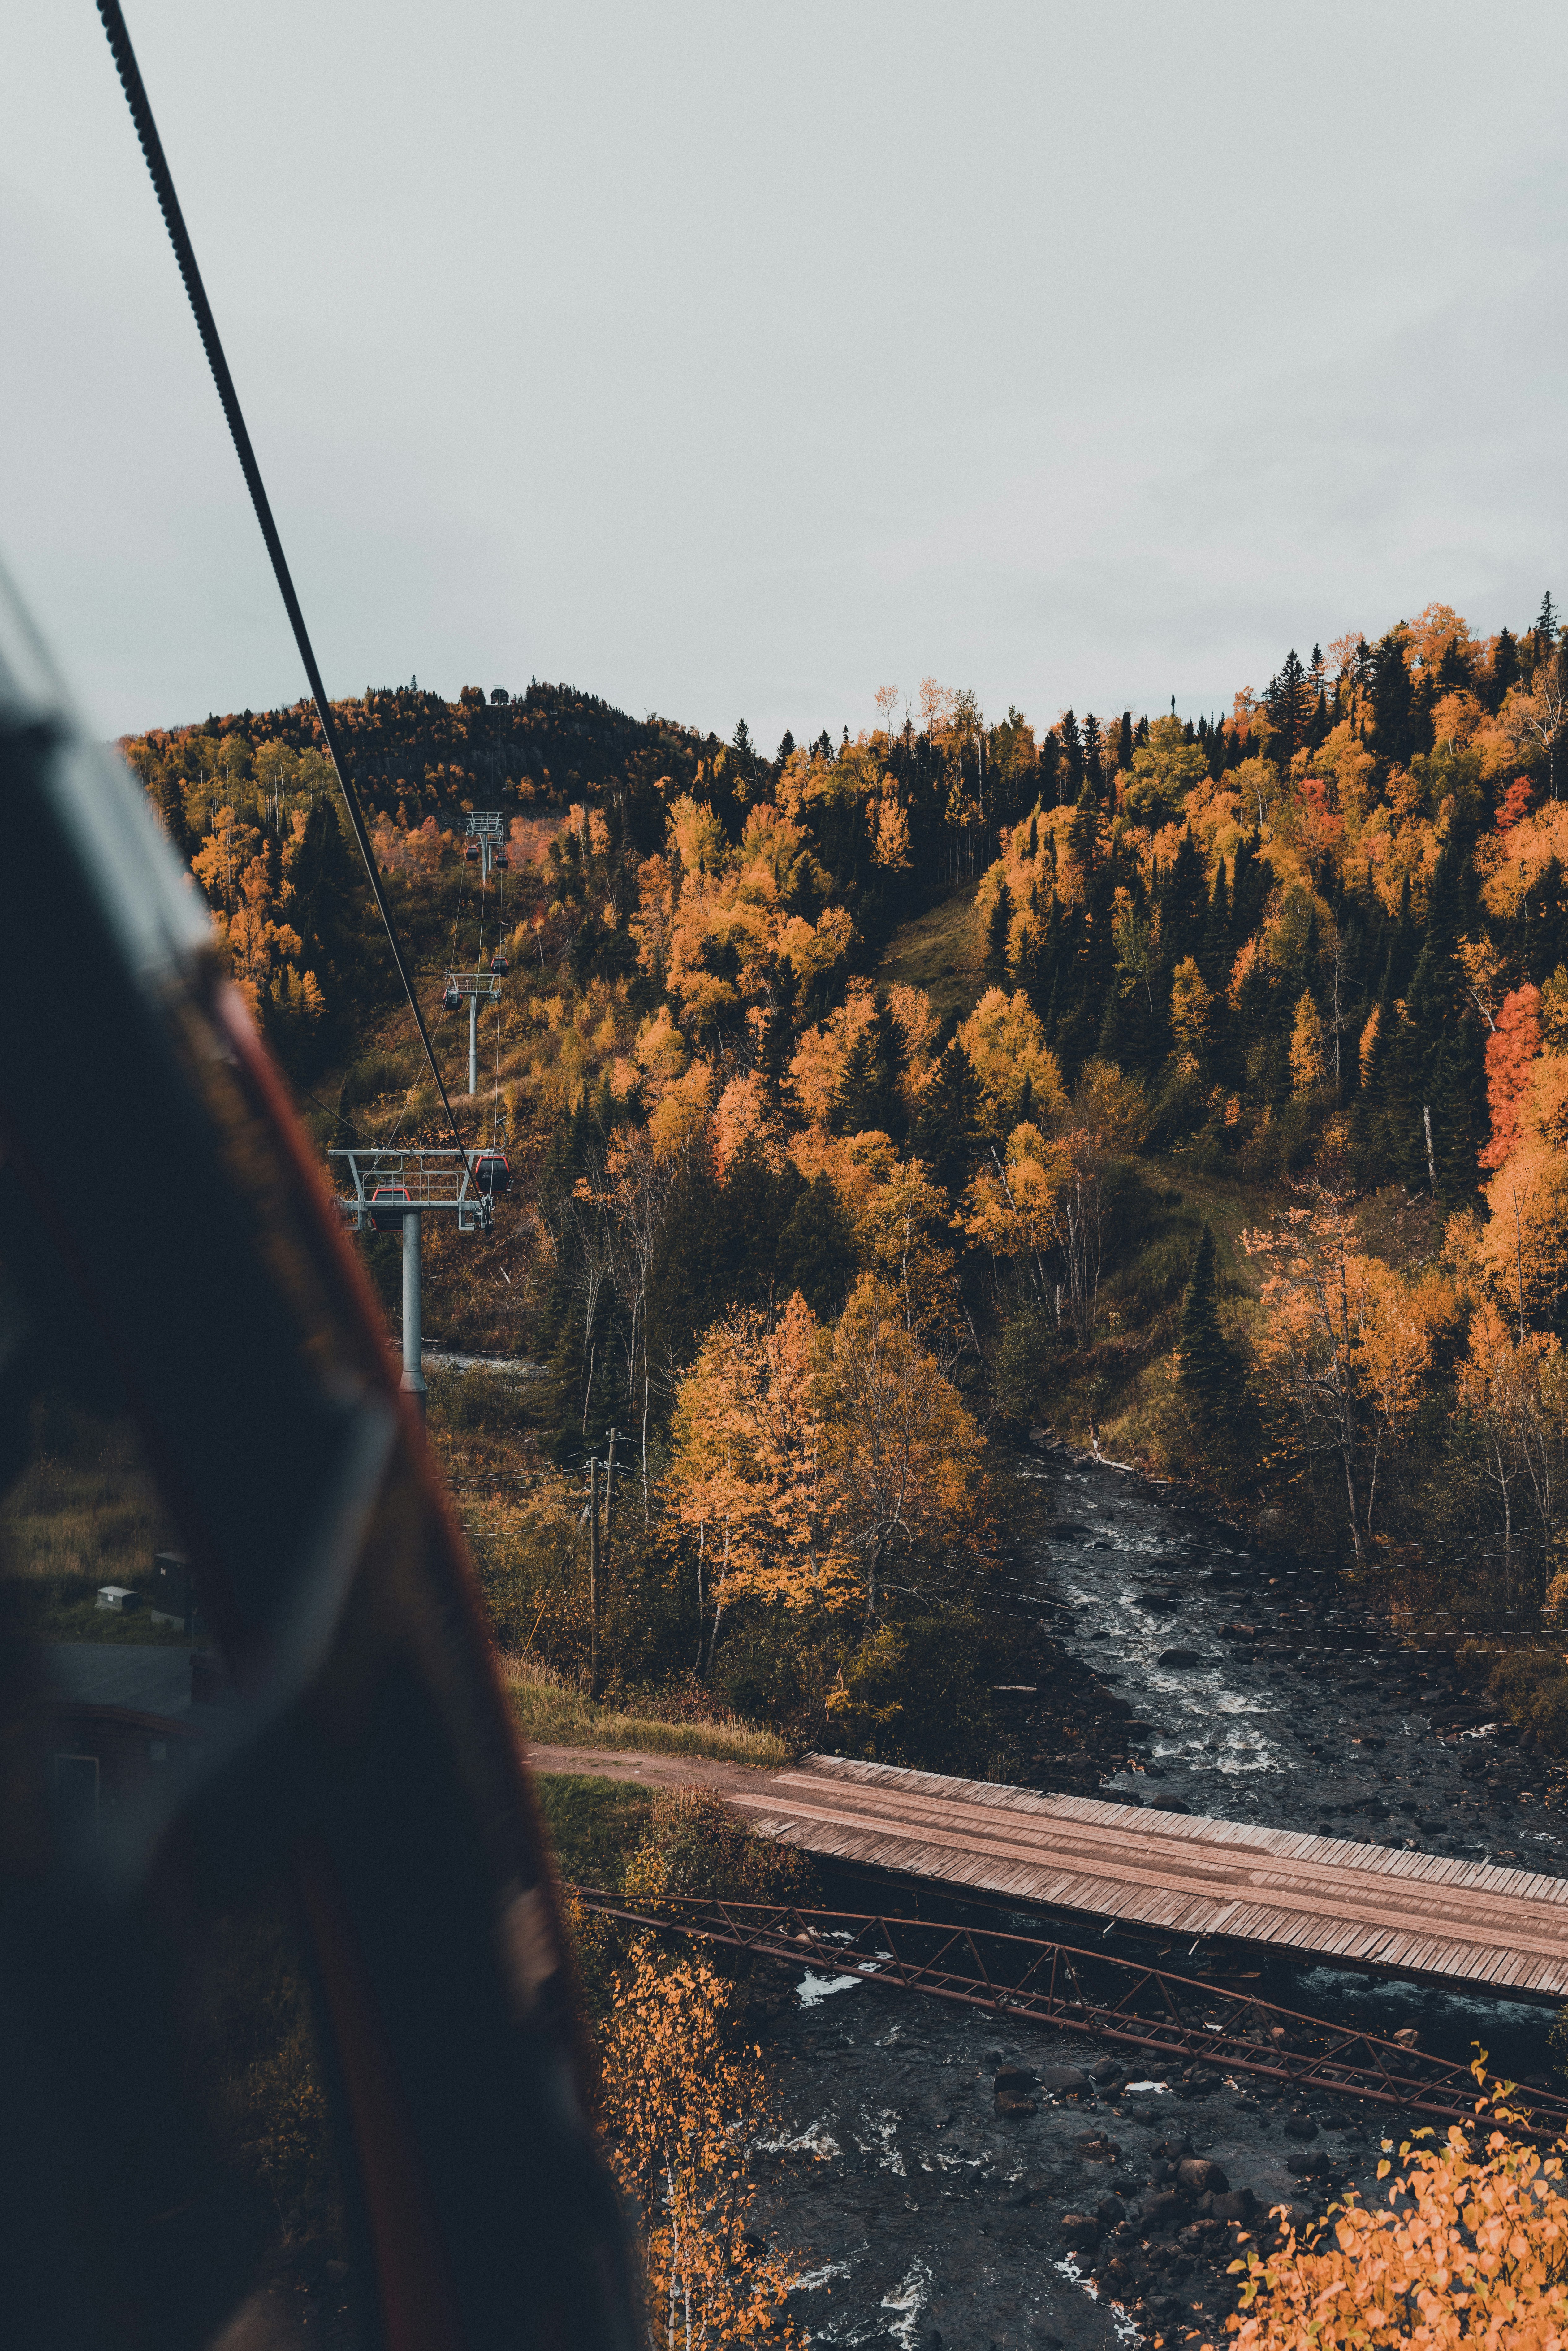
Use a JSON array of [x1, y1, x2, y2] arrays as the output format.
[[465, 809, 507, 879], [331, 1147, 490, 1410], [443, 967, 502, 1096]]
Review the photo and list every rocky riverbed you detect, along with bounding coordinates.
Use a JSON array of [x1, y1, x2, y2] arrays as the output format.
[[745, 1448, 1568, 2349], [748, 1970, 1409, 2351]]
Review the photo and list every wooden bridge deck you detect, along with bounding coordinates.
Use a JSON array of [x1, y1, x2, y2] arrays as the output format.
[[727, 1756, 1568, 2000]]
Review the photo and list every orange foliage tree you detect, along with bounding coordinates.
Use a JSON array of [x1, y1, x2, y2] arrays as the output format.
[[1243, 1193, 1452, 1560], [663, 1279, 986, 1641], [1456, 1299, 1568, 1566], [663, 1294, 853, 1661], [1481, 983, 1543, 1169], [1218, 2080, 1568, 2351], [599, 1940, 804, 2351], [817, 1274, 988, 1618]]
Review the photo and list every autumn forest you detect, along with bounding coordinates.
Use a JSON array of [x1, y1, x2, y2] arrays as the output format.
[[122, 594, 1568, 1766]]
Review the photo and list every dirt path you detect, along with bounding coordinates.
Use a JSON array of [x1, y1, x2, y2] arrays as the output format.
[[525, 1739, 776, 1796]]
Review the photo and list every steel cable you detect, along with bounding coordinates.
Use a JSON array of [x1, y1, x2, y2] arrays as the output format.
[[95, 0, 469, 1162]]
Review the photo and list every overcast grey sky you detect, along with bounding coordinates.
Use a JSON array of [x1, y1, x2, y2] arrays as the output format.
[[4, 1, 1565, 748]]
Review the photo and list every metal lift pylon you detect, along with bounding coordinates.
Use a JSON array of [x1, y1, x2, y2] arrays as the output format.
[[445, 966, 502, 1096], [330, 1148, 492, 1409]]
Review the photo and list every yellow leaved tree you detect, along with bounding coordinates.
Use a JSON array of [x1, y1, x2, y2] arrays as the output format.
[[1218, 2082, 1568, 2351], [817, 1274, 988, 1620], [663, 1279, 987, 1642], [1243, 1192, 1454, 1561], [663, 1294, 853, 1663], [600, 1940, 804, 2351]]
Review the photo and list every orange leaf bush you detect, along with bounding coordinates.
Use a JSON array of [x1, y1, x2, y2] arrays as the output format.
[[1217, 2085, 1568, 2351]]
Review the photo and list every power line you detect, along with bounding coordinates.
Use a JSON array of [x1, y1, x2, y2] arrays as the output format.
[[95, 0, 467, 1159]]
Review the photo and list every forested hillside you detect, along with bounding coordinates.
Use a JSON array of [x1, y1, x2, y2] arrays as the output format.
[[121, 596, 1568, 1748]]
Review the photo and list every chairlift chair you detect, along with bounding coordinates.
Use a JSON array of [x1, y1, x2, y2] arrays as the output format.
[[473, 1149, 512, 1197], [369, 1181, 412, 1231]]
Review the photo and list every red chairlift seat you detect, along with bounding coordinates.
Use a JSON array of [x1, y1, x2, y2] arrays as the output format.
[[473, 1150, 512, 1197], [368, 1181, 411, 1231], [490, 949, 510, 976]]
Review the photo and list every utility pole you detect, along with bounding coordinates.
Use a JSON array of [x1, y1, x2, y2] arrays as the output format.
[[402, 1208, 426, 1412], [588, 1454, 602, 1700]]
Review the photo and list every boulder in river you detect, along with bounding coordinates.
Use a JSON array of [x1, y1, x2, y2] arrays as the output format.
[[1177, 2156, 1229, 2196], [1284, 2111, 1319, 2140], [1158, 1647, 1201, 1666], [1210, 2187, 1259, 2222], [1038, 2064, 1090, 2097], [1059, 2211, 1102, 2248]]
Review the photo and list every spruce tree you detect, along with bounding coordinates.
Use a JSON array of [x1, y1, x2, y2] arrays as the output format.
[[776, 1175, 856, 1318], [1082, 714, 1104, 792], [1267, 648, 1310, 768], [1060, 710, 1084, 797], [1370, 632, 1415, 765], [1489, 626, 1519, 712], [1177, 1224, 1245, 1435], [913, 1040, 981, 1201], [984, 880, 1014, 984], [1067, 783, 1099, 874], [759, 958, 798, 1102]]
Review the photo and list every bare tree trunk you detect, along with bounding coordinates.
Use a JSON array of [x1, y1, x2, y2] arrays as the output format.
[[589, 1454, 603, 1700]]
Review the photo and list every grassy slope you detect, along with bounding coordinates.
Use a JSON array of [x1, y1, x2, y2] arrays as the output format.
[[877, 880, 985, 1020], [503, 1655, 790, 1767], [534, 1771, 654, 1887]]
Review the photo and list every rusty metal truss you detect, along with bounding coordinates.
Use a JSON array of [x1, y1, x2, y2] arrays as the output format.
[[569, 1888, 1568, 2142]]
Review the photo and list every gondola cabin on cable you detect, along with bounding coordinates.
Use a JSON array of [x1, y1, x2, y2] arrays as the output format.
[[463, 839, 480, 864], [443, 980, 462, 1011], [369, 1182, 412, 1232], [472, 1150, 511, 1197], [489, 948, 510, 976], [493, 846, 509, 871]]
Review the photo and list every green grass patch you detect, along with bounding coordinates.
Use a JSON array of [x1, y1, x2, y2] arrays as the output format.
[[535, 1771, 655, 1889], [503, 1654, 790, 1768], [21, 1595, 192, 1645], [877, 882, 984, 1020]]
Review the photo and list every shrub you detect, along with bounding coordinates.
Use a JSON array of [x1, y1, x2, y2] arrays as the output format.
[[1467, 1642, 1568, 1756], [1219, 2080, 1568, 2350], [823, 1612, 1013, 1774], [620, 1784, 815, 1908], [427, 1364, 516, 1435]]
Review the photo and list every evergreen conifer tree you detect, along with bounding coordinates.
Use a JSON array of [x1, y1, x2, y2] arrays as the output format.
[[1060, 711, 1084, 797], [1067, 783, 1099, 873], [984, 880, 1014, 984], [913, 1040, 981, 1201], [776, 1175, 856, 1319], [1082, 714, 1104, 792], [1177, 1223, 1246, 1437], [760, 959, 798, 1102]]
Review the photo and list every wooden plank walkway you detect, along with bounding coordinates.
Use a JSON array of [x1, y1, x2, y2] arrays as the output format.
[[725, 1755, 1568, 2000]]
